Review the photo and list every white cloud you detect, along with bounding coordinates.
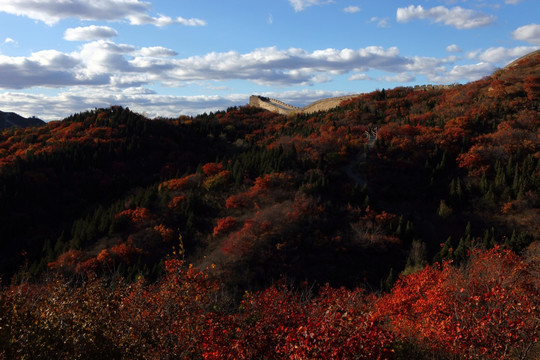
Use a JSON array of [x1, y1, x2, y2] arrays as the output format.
[[0, 88, 357, 121], [385, 73, 415, 83], [148, 46, 411, 86], [137, 46, 177, 58], [446, 44, 462, 53], [505, 0, 522, 4], [466, 49, 481, 59], [0, 40, 520, 115], [0, 89, 247, 120], [396, 5, 495, 29], [448, 62, 495, 80], [0, 49, 109, 89], [268, 14, 273, 25], [344, 6, 361, 14], [77, 40, 136, 77], [3, 41, 513, 92], [513, 24, 540, 45], [429, 62, 495, 83], [64, 25, 118, 41], [348, 73, 371, 81], [127, 14, 206, 27], [289, 0, 334, 12], [405, 56, 449, 73], [476, 46, 540, 64], [2, 39, 527, 121], [0, 0, 206, 27], [3, 37, 16, 45], [0, 43, 413, 89], [370, 17, 390, 28]]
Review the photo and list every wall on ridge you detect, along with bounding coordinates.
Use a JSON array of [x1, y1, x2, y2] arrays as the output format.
[[249, 96, 299, 115], [249, 95, 360, 115]]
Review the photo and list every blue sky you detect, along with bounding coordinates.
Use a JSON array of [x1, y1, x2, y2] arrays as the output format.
[[0, 0, 539, 120]]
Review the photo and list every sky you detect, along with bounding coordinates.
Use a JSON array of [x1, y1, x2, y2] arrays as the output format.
[[0, 0, 539, 121]]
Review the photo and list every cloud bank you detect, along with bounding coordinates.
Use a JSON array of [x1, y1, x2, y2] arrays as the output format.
[[513, 24, 540, 45], [0, 0, 206, 26], [0, 44, 416, 89], [0, 39, 528, 120], [344, 6, 361, 14], [288, 0, 334, 12], [1, 40, 532, 93], [397, 5, 495, 29], [64, 26, 119, 41]]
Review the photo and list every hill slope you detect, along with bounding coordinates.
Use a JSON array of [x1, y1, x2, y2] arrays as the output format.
[[0, 110, 45, 130], [0, 50, 539, 360], [0, 51, 538, 292]]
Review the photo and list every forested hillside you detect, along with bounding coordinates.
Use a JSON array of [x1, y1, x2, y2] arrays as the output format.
[[0, 51, 539, 359]]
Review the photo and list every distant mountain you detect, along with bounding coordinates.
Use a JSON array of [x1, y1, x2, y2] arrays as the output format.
[[0, 110, 45, 130]]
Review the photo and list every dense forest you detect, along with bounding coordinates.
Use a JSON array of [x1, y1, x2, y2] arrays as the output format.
[[0, 51, 539, 359]]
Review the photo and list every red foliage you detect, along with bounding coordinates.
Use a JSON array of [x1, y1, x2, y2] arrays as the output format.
[[282, 286, 394, 359], [456, 147, 487, 174], [212, 217, 238, 237], [153, 224, 175, 243], [168, 195, 186, 210], [115, 207, 154, 227], [48, 249, 86, 270], [5, 247, 540, 359], [375, 246, 540, 359], [221, 219, 260, 256], [457, 118, 539, 174], [225, 192, 252, 209], [202, 162, 224, 177], [160, 173, 201, 191], [109, 242, 143, 263], [287, 192, 323, 221], [74, 257, 101, 275], [523, 75, 540, 102], [203, 284, 393, 359], [203, 284, 306, 359], [121, 259, 219, 357], [96, 249, 113, 265], [225, 172, 294, 210], [378, 123, 442, 154]]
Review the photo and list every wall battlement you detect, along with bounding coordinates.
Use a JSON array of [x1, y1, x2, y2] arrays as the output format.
[[249, 94, 359, 115], [249, 96, 300, 115], [250, 84, 460, 115], [413, 84, 458, 91]]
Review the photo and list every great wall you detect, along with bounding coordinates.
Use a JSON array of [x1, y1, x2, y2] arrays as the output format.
[[248, 96, 301, 115], [249, 84, 458, 115], [249, 94, 360, 115]]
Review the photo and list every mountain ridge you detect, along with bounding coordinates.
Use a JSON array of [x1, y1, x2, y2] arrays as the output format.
[[251, 51, 540, 116], [249, 94, 360, 115], [0, 49, 537, 290], [0, 110, 45, 130]]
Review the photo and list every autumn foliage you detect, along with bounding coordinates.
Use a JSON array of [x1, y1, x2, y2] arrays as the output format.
[[2, 246, 539, 359], [376, 246, 539, 359], [1, 51, 540, 359]]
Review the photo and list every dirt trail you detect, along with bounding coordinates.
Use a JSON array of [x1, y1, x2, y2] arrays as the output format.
[[342, 129, 377, 187]]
